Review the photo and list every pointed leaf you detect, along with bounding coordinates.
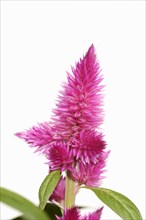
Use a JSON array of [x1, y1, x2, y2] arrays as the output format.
[[0, 187, 49, 220], [85, 187, 142, 220], [11, 203, 62, 220], [39, 170, 60, 210]]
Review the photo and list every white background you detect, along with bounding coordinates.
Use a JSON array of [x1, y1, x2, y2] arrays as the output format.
[[1, 1, 145, 219]]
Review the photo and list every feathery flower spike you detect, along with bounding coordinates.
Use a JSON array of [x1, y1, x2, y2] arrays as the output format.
[[15, 44, 107, 187]]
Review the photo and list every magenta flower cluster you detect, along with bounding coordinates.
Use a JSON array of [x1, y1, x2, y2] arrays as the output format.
[[56, 207, 103, 220], [16, 45, 109, 219]]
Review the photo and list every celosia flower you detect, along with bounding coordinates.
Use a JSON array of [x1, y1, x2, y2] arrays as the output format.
[[70, 151, 109, 187], [50, 176, 65, 202], [55, 206, 103, 220], [15, 44, 107, 177], [15, 45, 107, 219], [15, 45, 103, 152]]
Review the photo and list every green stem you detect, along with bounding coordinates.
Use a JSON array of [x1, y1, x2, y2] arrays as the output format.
[[65, 172, 75, 209]]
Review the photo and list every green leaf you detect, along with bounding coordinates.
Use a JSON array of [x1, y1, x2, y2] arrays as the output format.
[[85, 187, 142, 220], [39, 170, 61, 210], [11, 203, 62, 220], [0, 187, 49, 220]]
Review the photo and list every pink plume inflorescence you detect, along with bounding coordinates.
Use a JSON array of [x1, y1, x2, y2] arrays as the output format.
[[56, 206, 103, 220], [15, 45, 109, 220]]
